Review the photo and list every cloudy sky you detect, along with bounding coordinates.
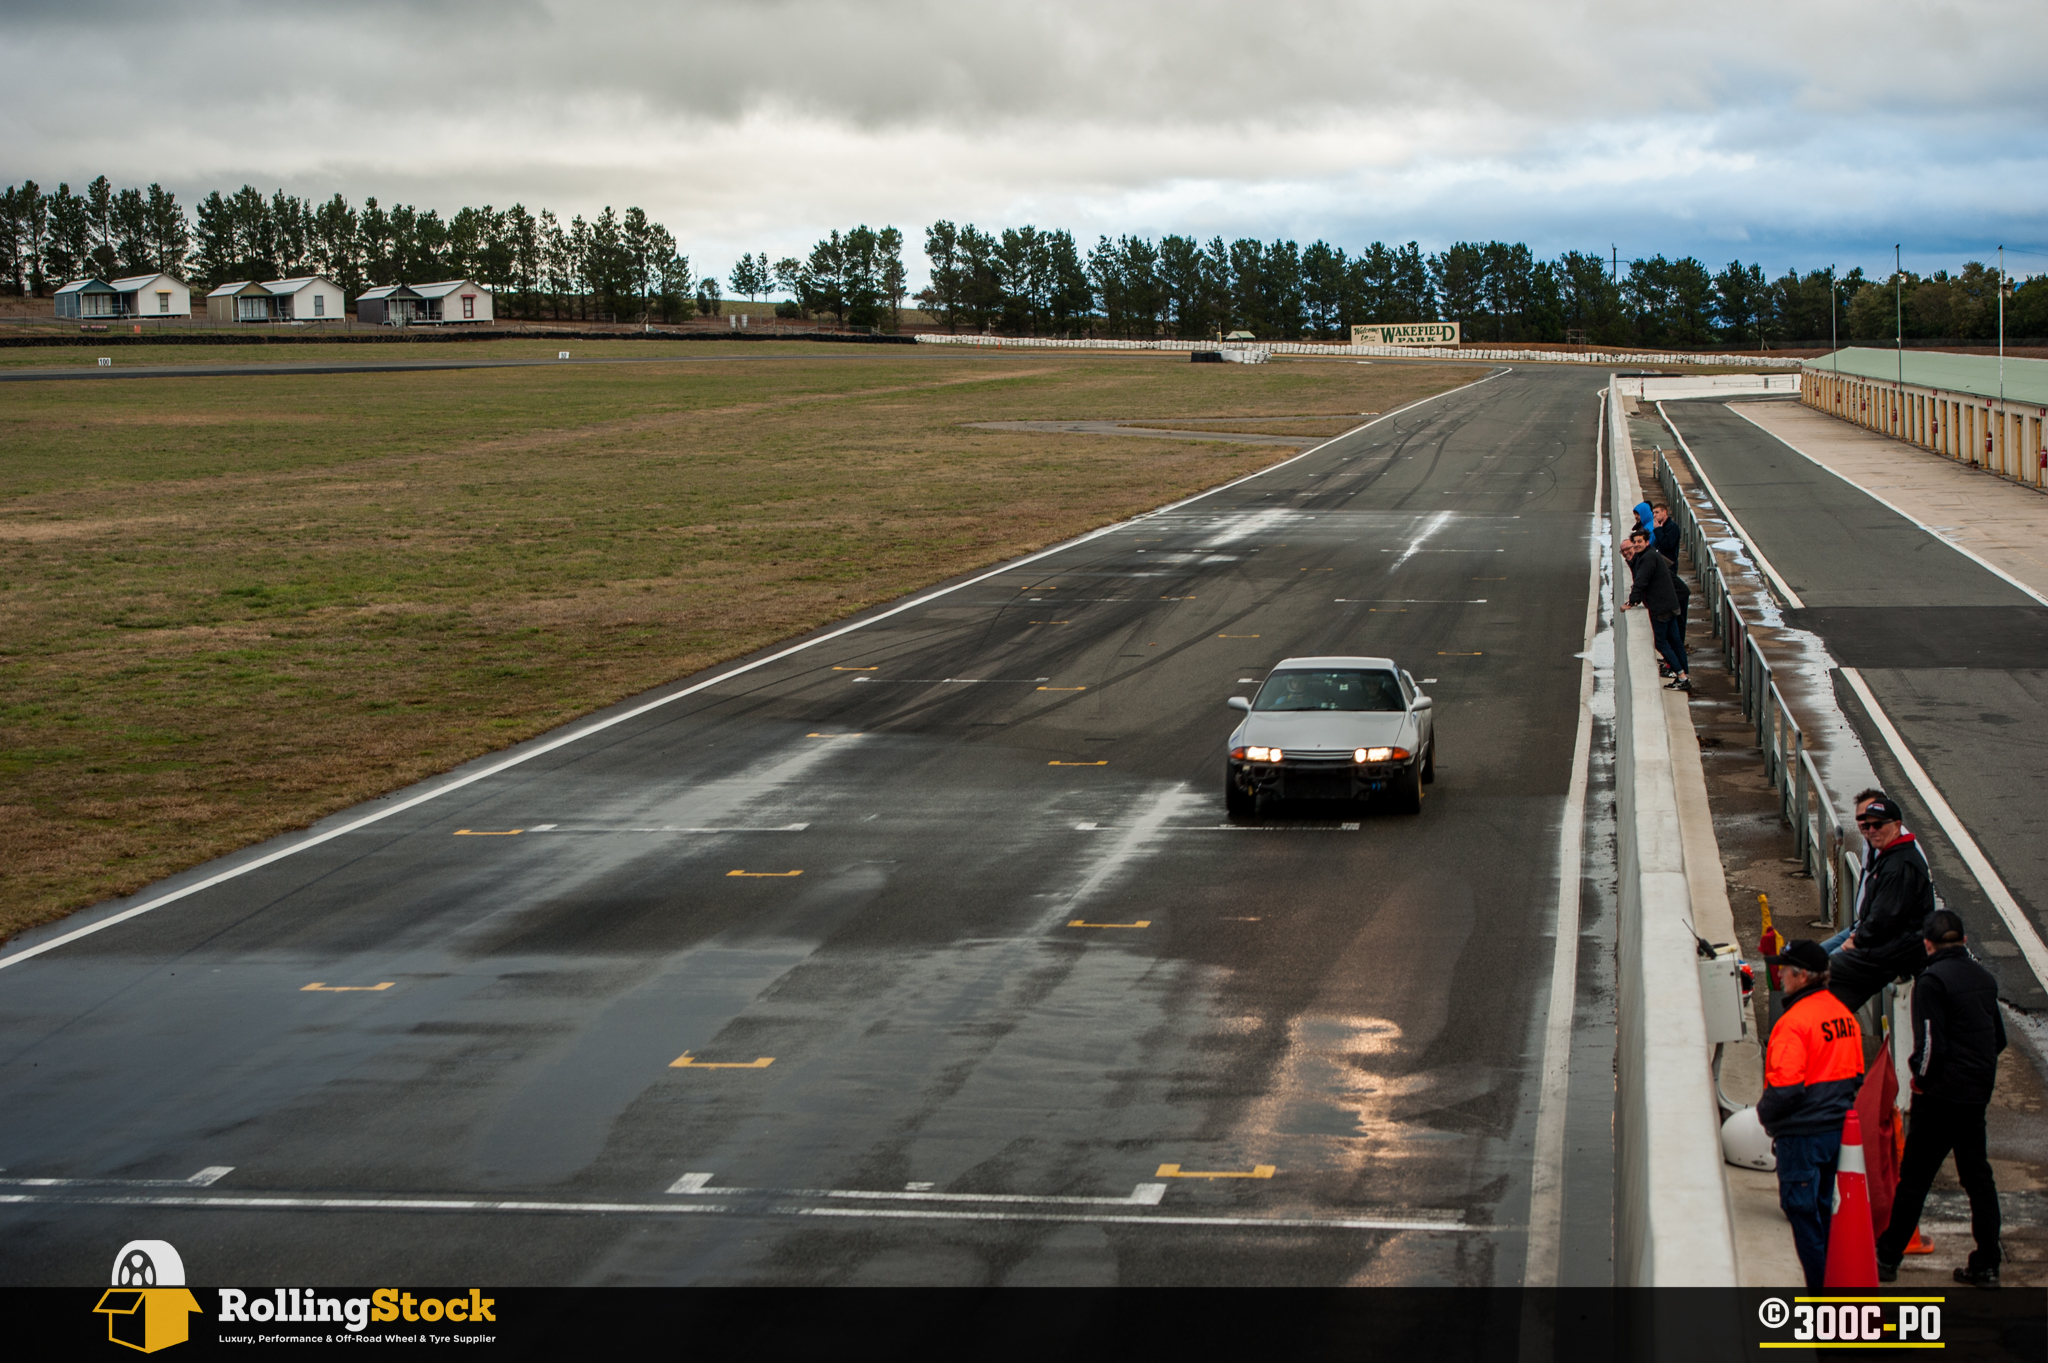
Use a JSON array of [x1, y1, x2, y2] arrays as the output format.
[[5, 0, 2046, 286]]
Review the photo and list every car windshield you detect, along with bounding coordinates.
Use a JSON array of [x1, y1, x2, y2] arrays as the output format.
[[1252, 669, 1404, 712]]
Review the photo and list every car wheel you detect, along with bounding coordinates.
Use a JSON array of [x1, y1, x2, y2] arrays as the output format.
[[1388, 759, 1423, 814], [1225, 770, 1255, 819], [1421, 740, 1435, 785]]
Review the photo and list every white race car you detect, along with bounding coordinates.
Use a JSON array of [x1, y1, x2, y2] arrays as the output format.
[[1224, 656, 1435, 816]]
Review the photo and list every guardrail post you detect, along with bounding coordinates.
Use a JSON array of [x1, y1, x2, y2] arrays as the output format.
[[1791, 728, 1807, 851], [1757, 666, 1772, 767]]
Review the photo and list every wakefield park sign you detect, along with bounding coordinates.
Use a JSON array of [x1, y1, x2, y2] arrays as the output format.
[[1351, 322, 1460, 346]]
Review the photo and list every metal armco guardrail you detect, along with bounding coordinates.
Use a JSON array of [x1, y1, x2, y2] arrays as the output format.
[[1652, 443, 1860, 930]]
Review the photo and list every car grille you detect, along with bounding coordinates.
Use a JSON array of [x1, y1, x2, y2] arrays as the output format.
[[1282, 770, 1357, 800]]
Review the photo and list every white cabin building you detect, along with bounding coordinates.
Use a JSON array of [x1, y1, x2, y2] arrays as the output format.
[[111, 273, 190, 319], [260, 276, 345, 322], [205, 276, 345, 322], [56, 274, 190, 320], [411, 279, 492, 323]]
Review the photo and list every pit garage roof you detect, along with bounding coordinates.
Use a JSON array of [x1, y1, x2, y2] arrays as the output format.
[[1806, 347, 2048, 408]]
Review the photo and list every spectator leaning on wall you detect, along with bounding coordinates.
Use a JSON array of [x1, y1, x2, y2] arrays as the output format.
[[1829, 797, 1937, 1013], [1758, 939, 1867, 1290], [1622, 528, 1690, 692], [1651, 504, 1689, 646], [1822, 789, 1931, 955], [1877, 910, 2007, 1289]]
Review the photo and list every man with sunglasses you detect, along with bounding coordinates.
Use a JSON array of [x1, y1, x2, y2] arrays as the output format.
[[1823, 789, 1931, 956], [1829, 797, 1937, 1013]]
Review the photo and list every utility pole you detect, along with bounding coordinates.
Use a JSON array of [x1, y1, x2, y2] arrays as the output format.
[[1998, 244, 2006, 412], [1610, 245, 1617, 283], [1894, 245, 1904, 431], [1828, 265, 1838, 370]]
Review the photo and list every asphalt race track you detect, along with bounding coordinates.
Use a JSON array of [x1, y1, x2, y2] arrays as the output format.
[[1665, 399, 2048, 1011], [0, 363, 1609, 1287]]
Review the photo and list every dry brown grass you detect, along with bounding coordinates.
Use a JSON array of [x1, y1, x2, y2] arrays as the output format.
[[0, 345, 1470, 939], [1132, 418, 1369, 438]]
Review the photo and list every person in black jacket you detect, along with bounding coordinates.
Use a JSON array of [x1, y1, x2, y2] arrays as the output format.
[[1652, 505, 1690, 650], [1829, 796, 1936, 1012], [1652, 502, 1682, 563], [1876, 910, 2007, 1287], [1622, 530, 1690, 691]]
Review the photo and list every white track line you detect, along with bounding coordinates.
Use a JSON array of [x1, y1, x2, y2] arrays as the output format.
[[1723, 403, 2048, 610], [1838, 667, 2048, 995], [1523, 385, 1606, 1288], [0, 1189, 1490, 1233], [0, 1166, 231, 1188], [667, 1176, 1171, 1207], [1657, 401, 1805, 609], [0, 367, 1511, 975]]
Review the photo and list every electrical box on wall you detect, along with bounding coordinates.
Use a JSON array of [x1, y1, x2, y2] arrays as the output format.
[[1700, 944, 1749, 1045]]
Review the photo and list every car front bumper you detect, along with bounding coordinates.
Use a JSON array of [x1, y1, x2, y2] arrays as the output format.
[[1229, 757, 1412, 800]]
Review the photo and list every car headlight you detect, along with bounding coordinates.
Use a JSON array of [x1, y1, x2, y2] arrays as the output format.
[[1355, 747, 1409, 763], [1244, 746, 1282, 763]]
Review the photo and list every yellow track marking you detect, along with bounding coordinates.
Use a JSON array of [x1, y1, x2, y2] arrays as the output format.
[[670, 1053, 775, 1069]]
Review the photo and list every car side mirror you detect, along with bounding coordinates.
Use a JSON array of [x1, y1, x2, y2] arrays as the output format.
[[1412, 695, 1432, 711], [1226, 696, 1251, 712]]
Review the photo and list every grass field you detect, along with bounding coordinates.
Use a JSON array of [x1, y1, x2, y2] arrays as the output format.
[[0, 345, 1473, 938], [0, 338, 877, 370]]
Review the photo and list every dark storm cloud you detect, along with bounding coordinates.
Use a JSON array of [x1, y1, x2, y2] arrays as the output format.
[[2, 1, 2043, 279]]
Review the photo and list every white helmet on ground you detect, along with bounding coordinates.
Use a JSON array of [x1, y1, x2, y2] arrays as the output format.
[[1720, 1105, 1775, 1171]]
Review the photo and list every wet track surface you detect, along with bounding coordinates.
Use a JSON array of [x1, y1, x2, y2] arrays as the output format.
[[1665, 399, 2048, 1010], [0, 364, 1608, 1286]]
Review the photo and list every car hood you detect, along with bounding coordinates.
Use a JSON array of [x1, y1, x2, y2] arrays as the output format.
[[1231, 710, 1415, 751]]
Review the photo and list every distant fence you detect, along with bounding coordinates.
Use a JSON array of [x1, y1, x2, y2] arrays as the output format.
[[916, 333, 1801, 368]]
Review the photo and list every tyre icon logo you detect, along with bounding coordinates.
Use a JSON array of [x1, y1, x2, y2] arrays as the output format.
[[116, 1248, 159, 1286], [1758, 1296, 1790, 1329]]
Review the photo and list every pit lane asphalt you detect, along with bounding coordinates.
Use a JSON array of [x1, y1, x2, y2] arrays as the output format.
[[1661, 398, 2048, 1010], [0, 363, 1609, 1287]]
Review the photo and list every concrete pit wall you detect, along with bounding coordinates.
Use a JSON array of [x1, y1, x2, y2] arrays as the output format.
[[1607, 380, 1741, 1286]]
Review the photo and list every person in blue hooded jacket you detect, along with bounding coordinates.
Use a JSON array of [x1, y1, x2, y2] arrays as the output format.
[[1634, 500, 1655, 539]]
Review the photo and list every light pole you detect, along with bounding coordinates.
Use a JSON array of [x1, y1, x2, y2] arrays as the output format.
[[1998, 245, 2007, 475], [1998, 244, 2007, 410], [1894, 244, 1903, 384], [1894, 245, 1904, 437], [1828, 265, 1838, 370]]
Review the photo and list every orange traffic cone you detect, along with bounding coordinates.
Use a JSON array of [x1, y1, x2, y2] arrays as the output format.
[[1826, 1109, 1880, 1288]]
